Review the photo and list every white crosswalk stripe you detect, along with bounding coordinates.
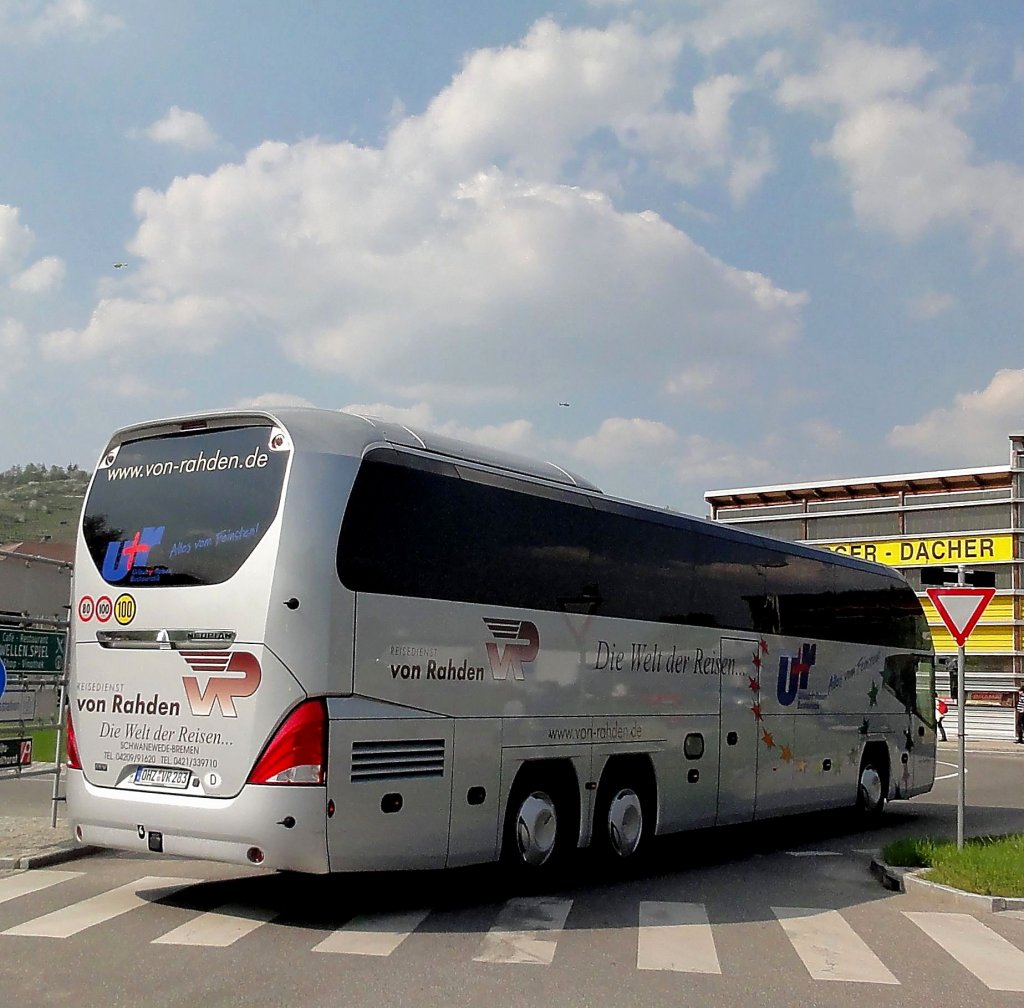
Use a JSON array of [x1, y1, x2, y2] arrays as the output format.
[[153, 903, 278, 947], [637, 901, 720, 973], [2, 876, 200, 938], [773, 906, 899, 984], [3, 872, 1024, 988], [905, 911, 1024, 992], [473, 896, 573, 964], [313, 909, 430, 956], [0, 870, 82, 905]]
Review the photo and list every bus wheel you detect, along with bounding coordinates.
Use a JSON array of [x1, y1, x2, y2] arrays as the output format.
[[856, 752, 887, 819], [601, 786, 644, 857], [505, 787, 561, 868], [593, 765, 652, 861]]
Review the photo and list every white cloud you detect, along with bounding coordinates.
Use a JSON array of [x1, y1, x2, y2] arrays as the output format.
[[573, 417, 677, 467], [47, 155, 805, 399], [0, 205, 33, 274], [44, 294, 237, 358], [235, 393, 317, 411], [908, 290, 955, 320], [0, 0, 122, 41], [674, 432, 777, 492], [342, 402, 540, 456], [43, 16, 809, 444], [776, 35, 936, 112], [684, 0, 821, 56], [341, 402, 439, 429], [10, 255, 64, 293], [888, 369, 1024, 461], [0, 318, 28, 386], [388, 19, 684, 181], [776, 35, 1024, 253], [144, 106, 219, 151]]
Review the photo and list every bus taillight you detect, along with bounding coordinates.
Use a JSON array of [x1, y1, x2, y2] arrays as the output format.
[[65, 710, 82, 770], [247, 699, 327, 785]]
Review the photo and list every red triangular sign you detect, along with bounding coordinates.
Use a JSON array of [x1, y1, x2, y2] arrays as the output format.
[[925, 587, 995, 646]]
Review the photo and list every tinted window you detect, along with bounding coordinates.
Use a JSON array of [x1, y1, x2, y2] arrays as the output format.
[[587, 507, 697, 623], [691, 535, 777, 633], [338, 454, 592, 611], [83, 426, 288, 587], [338, 452, 931, 649]]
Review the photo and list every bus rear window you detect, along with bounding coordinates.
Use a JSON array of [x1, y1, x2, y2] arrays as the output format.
[[83, 426, 288, 588]]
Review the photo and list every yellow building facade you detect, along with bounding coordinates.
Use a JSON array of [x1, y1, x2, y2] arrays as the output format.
[[705, 435, 1024, 739]]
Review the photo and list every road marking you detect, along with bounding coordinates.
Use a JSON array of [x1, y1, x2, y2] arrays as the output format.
[[0, 870, 82, 905], [785, 850, 842, 857], [637, 901, 721, 973], [905, 912, 1024, 992], [474, 897, 573, 964], [153, 903, 278, 946], [2, 876, 200, 938], [773, 907, 899, 984], [313, 909, 430, 956]]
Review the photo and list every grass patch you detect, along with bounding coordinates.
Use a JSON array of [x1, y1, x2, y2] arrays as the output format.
[[31, 727, 58, 762], [883, 834, 1024, 897]]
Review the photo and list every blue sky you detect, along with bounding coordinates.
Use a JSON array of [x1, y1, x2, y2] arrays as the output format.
[[1, 1, 1022, 515]]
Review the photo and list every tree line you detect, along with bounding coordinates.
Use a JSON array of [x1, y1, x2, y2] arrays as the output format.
[[0, 463, 89, 488]]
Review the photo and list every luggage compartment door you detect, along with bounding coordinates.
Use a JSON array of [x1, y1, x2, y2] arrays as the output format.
[[327, 704, 454, 871]]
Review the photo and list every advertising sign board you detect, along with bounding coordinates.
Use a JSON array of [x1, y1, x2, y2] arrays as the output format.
[[0, 629, 66, 672]]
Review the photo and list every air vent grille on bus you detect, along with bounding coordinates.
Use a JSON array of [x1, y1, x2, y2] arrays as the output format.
[[350, 739, 446, 782]]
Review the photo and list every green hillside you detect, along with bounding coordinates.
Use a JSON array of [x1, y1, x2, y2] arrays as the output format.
[[0, 464, 90, 546]]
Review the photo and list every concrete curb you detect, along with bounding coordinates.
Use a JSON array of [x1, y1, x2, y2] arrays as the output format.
[[0, 843, 101, 872], [870, 856, 1024, 912]]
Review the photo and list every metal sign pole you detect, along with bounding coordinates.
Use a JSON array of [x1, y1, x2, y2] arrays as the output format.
[[957, 640, 966, 849], [957, 564, 966, 850]]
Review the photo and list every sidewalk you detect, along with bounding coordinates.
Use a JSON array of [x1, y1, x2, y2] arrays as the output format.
[[0, 763, 96, 871]]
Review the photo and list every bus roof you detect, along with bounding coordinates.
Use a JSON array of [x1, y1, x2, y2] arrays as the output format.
[[102, 406, 906, 584], [101, 406, 603, 493]]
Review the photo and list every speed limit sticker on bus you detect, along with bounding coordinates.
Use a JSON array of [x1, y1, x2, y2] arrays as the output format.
[[95, 596, 113, 623], [78, 595, 95, 621], [114, 593, 136, 625]]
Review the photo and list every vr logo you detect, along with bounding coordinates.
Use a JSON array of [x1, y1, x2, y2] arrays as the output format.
[[180, 651, 262, 717], [483, 619, 539, 681], [777, 643, 816, 706]]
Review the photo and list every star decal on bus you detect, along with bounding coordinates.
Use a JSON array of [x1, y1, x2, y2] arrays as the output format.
[[761, 728, 775, 748]]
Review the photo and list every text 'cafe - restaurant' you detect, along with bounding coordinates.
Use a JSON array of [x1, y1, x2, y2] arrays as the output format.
[[705, 433, 1024, 740]]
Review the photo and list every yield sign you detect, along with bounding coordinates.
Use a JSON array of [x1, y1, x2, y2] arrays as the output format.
[[925, 587, 996, 646]]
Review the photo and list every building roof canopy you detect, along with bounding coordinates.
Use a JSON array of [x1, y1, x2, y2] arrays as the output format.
[[705, 465, 1011, 509]]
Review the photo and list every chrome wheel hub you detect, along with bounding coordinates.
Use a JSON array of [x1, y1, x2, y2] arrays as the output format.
[[514, 791, 558, 866], [859, 767, 883, 808], [606, 787, 643, 857]]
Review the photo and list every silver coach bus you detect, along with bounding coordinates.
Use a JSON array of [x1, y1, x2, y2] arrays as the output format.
[[67, 408, 936, 874]]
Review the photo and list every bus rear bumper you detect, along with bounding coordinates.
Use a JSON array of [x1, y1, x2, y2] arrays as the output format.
[[66, 769, 330, 873]]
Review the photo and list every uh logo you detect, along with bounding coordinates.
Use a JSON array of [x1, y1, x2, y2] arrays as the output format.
[[777, 643, 817, 706], [102, 526, 165, 582]]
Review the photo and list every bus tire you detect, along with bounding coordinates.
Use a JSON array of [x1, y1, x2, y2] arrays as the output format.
[[501, 767, 575, 875], [592, 759, 654, 862], [856, 747, 888, 819]]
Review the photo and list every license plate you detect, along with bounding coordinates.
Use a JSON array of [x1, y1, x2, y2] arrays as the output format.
[[134, 766, 191, 789]]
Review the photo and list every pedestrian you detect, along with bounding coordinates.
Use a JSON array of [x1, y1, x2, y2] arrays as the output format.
[[935, 695, 948, 742], [1015, 685, 1024, 744]]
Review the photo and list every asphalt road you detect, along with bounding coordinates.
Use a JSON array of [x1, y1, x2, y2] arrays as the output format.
[[1, 748, 1023, 1008]]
